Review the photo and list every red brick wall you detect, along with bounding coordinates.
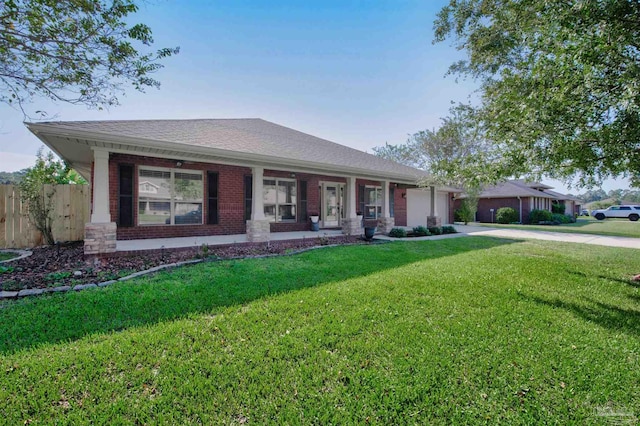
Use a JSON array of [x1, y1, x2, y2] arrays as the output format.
[[108, 153, 251, 240], [476, 198, 532, 223], [99, 154, 412, 239], [393, 187, 407, 226]]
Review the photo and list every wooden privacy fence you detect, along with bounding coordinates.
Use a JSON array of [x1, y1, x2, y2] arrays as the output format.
[[0, 184, 90, 249]]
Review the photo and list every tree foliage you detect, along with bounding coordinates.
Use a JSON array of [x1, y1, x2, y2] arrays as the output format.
[[373, 104, 498, 188], [0, 0, 179, 113], [434, 0, 640, 187], [19, 149, 86, 245]]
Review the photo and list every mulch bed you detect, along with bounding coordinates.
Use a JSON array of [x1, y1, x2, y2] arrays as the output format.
[[0, 235, 366, 291]]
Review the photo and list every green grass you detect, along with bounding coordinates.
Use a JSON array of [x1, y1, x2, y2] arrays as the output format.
[[1, 237, 639, 424], [0, 251, 19, 262], [475, 216, 640, 238]]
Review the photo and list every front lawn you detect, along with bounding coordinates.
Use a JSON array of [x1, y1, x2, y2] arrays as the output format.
[[474, 216, 640, 238], [1, 237, 639, 424]]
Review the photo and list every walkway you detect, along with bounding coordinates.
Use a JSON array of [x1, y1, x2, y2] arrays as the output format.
[[116, 224, 640, 252], [116, 229, 344, 251]]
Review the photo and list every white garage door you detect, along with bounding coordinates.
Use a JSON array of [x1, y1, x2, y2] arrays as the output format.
[[407, 189, 430, 227], [437, 192, 449, 224], [406, 189, 449, 227]]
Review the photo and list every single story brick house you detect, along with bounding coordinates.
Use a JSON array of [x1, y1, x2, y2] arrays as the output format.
[[453, 180, 582, 224], [26, 119, 457, 255]]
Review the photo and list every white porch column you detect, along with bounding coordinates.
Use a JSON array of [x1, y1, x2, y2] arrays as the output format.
[[381, 180, 390, 217], [91, 149, 111, 223], [377, 180, 394, 233], [85, 148, 116, 256], [247, 166, 270, 242], [346, 176, 357, 219], [251, 166, 265, 220], [341, 176, 362, 235]]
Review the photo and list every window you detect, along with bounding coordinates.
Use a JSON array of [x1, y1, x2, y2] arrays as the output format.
[[263, 178, 296, 222], [364, 186, 382, 219], [138, 167, 203, 225]]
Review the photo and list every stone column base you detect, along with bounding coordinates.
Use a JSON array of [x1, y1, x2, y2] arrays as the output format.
[[427, 216, 442, 228], [84, 222, 117, 256], [377, 217, 395, 234], [246, 219, 271, 242], [341, 218, 362, 236]]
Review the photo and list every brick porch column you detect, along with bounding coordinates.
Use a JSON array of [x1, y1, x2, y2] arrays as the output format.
[[85, 148, 116, 255], [246, 166, 270, 242]]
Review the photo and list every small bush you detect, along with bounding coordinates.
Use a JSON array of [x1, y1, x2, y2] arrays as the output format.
[[441, 225, 457, 234], [551, 202, 565, 214], [529, 209, 553, 224], [428, 226, 442, 235], [496, 207, 519, 224], [412, 226, 431, 237], [551, 213, 573, 224], [388, 228, 407, 238]]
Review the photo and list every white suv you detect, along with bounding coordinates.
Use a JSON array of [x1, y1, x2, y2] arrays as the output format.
[[591, 205, 640, 221]]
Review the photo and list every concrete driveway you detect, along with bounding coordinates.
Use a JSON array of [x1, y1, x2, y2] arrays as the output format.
[[453, 224, 640, 249]]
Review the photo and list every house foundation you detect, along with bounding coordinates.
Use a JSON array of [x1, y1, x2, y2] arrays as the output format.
[[246, 219, 271, 242], [84, 222, 117, 255]]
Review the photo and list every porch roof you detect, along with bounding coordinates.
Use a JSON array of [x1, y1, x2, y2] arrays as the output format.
[[26, 118, 430, 184]]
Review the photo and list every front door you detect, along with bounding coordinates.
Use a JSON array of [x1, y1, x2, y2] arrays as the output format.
[[322, 183, 343, 227]]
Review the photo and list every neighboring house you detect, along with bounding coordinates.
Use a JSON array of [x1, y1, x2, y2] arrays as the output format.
[[26, 119, 457, 255], [454, 180, 582, 224]]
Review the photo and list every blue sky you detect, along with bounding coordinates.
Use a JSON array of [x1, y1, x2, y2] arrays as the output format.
[[0, 0, 631, 193]]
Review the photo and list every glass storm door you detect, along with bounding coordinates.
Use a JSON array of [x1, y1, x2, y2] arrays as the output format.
[[322, 184, 343, 227]]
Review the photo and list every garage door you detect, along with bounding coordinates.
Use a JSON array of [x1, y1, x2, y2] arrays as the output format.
[[407, 189, 430, 227], [406, 189, 449, 227]]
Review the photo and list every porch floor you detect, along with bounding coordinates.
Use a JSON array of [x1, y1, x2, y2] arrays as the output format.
[[116, 229, 345, 252]]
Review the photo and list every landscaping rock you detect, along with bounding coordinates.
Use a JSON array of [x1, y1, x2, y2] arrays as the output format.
[[18, 288, 44, 297], [98, 280, 117, 287], [0, 291, 19, 299], [73, 283, 97, 291], [73, 270, 83, 277], [45, 286, 72, 293]]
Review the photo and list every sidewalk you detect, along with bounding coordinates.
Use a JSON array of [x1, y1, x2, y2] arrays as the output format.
[[453, 224, 640, 250]]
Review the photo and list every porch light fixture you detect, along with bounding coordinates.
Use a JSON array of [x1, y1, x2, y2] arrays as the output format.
[[176, 161, 183, 167], [290, 173, 296, 178], [401, 191, 406, 199]]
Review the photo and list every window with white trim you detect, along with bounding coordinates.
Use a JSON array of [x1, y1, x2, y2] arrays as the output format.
[[138, 167, 203, 225], [263, 178, 297, 222], [364, 185, 382, 219]]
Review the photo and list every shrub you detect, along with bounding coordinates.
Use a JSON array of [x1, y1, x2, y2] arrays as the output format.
[[388, 228, 407, 238], [441, 225, 457, 234], [428, 226, 442, 235], [529, 209, 553, 224], [496, 207, 519, 224], [412, 226, 431, 237], [551, 213, 573, 224], [551, 201, 565, 214]]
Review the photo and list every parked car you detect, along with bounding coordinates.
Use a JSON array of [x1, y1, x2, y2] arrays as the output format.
[[591, 205, 640, 221], [581, 209, 589, 216]]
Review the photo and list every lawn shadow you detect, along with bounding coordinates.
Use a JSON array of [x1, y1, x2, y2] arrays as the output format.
[[521, 294, 640, 337], [566, 269, 637, 287], [0, 236, 520, 355]]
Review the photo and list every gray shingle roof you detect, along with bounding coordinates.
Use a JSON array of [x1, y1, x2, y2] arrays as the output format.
[[477, 180, 558, 199], [28, 118, 428, 181]]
